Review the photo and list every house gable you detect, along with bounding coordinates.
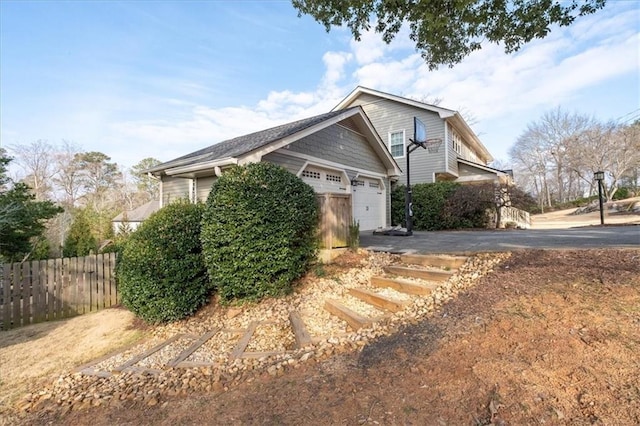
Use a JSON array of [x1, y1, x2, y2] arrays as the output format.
[[334, 86, 496, 185], [335, 91, 447, 184], [287, 124, 386, 175]]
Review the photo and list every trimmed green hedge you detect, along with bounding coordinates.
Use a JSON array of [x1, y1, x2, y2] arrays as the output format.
[[391, 182, 461, 230], [117, 201, 209, 323], [201, 163, 318, 303]]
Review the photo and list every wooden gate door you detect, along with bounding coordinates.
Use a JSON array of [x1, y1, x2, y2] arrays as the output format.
[[316, 193, 352, 249]]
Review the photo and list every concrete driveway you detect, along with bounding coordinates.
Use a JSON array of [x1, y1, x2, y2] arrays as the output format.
[[360, 225, 640, 254]]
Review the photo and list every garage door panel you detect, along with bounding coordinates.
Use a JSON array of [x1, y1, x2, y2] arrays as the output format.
[[353, 178, 385, 231]]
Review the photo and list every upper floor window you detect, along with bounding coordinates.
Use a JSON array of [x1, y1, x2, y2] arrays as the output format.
[[451, 128, 462, 155], [389, 131, 405, 158]]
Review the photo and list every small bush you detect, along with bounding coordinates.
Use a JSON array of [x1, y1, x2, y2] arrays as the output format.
[[117, 201, 209, 323], [201, 163, 318, 303], [613, 187, 632, 200], [348, 219, 360, 251]]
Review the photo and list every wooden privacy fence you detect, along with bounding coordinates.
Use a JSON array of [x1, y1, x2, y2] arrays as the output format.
[[0, 253, 118, 331], [316, 193, 352, 249]]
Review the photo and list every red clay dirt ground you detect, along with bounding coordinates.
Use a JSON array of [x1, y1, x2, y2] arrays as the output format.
[[24, 249, 640, 425]]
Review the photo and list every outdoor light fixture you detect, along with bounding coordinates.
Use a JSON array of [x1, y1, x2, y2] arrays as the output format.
[[594, 171, 605, 225]]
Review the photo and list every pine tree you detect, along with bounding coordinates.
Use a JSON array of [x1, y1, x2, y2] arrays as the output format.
[[62, 209, 97, 257]]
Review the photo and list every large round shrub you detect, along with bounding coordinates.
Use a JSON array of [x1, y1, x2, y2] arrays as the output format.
[[117, 201, 209, 323], [201, 163, 318, 302]]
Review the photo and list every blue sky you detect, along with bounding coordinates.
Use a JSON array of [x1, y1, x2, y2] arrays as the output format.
[[1, 0, 638, 175]]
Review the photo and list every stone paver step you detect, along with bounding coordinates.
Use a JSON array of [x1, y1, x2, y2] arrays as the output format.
[[384, 265, 453, 282], [401, 253, 468, 269], [324, 299, 374, 331], [370, 276, 438, 296], [348, 287, 408, 313]]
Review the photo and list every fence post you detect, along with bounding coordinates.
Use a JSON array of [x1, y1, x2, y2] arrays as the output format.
[[2, 264, 11, 330], [96, 254, 104, 309]]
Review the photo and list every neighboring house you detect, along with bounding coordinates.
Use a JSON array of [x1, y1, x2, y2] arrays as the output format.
[[146, 107, 402, 232], [333, 86, 512, 186], [112, 200, 160, 234]]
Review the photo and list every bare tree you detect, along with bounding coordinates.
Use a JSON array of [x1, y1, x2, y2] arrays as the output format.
[[509, 132, 553, 211], [52, 141, 84, 207], [9, 140, 56, 200], [509, 108, 598, 209], [566, 121, 640, 200], [603, 122, 640, 199]]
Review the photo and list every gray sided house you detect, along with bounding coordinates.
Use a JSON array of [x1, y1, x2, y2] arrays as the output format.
[[333, 86, 512, 185], [147, 107, 402, 232], [334, 87, 529, 228]]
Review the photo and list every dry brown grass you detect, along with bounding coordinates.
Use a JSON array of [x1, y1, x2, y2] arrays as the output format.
[[0, 308, 142, 418]]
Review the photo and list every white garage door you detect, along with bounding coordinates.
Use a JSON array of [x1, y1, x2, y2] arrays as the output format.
[[300, 167, 347, 194], [352, 178, 385, 231]]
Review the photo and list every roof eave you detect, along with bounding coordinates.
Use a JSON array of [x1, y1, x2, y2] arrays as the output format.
[[333, 86, 457, 119], [163, 157, 238, 176], [458, 158, 505, 175], [236, 107, 402, 176]]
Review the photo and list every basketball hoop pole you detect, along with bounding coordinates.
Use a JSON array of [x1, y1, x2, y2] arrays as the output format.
[[405, 139, 426, 235]]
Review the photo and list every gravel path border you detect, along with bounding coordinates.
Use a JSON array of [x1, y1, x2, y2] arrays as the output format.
[[16, 251, 510, 415]]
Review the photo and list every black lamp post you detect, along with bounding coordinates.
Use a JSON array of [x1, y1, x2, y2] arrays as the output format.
[[594, 171, 605, 225]]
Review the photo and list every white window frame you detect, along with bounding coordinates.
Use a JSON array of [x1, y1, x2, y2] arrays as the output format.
[[451, 127, 462, 155], [388, 130, 405, 159]]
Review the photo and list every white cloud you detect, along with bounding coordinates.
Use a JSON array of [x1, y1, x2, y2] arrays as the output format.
[[106, 2, 638, 167], [350, 30, 386, 64], [320, 51, 353, 90]]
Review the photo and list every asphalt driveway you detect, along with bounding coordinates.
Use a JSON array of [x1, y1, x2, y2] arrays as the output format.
[[360, 225, 640, 254]]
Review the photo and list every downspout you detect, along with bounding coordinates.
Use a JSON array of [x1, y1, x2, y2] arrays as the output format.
[[444, 122, 449, 177], [147, 172, 162, 207]]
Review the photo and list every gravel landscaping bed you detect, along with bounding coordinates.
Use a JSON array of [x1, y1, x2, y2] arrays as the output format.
[[16, 250, 510, 416]]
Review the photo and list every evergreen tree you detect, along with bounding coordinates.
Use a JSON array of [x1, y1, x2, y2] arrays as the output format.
[[0, 149, 63, 262], [62, 209, 97, 257]]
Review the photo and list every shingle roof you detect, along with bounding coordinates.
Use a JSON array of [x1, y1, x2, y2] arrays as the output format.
[[112, 200, 160, 222], [149, 108, 358, 173]]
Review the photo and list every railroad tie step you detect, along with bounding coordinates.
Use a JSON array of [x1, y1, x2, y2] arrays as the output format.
[[230, 321, 259, 360], [289, 311, 313, 348], [400, 254, 468, 269], [166, 328, 220, 368], [384, 265, 453, 282], [370, 276, 438, 296], [348, 287, 408, 313], [113, 334, 185, 372], [324, 299, 373, 331]]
